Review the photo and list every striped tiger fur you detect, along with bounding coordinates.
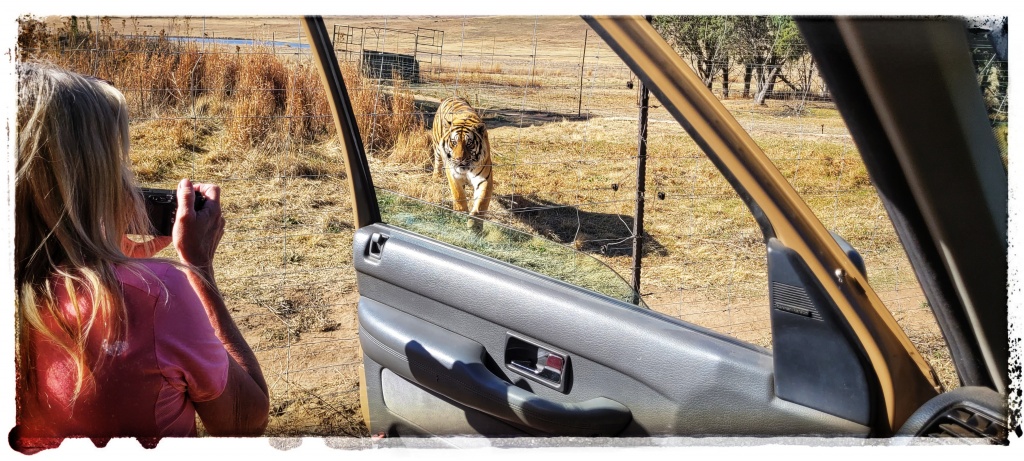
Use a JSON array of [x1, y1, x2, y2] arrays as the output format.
[[431, 97, 493, 222]]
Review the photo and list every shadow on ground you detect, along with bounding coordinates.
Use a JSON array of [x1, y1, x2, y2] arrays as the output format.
[[494, 193, 667, 258], [414, 98, 591, 130]]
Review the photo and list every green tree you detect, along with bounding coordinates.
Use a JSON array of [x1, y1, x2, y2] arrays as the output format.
[[654, 16, 735, 98], [732, 16, 804, 105]]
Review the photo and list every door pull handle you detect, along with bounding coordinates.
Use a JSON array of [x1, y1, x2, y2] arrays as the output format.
[[506, 334, 570, 392]]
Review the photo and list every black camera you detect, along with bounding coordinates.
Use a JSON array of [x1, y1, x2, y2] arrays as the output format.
[[140, 188, 207, 236]]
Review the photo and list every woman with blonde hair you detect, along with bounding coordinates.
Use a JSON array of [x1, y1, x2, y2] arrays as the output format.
[[12, 62, 269, 453]]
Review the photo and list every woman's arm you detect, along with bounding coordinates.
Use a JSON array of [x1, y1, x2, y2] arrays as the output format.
[[122, 235, 172, 258], [172, 178, 269, 435], [188, 276, 269, 435]]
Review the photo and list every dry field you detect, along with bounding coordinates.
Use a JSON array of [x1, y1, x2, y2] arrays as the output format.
[[18, 15, 956, 438]]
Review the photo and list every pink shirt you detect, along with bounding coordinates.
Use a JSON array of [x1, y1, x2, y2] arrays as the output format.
[[14, 261, 230, 452]]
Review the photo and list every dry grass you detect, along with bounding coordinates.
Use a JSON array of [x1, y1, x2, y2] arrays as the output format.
[[16, 15, 961, 436], [228, 48, 289, 146], [344, 65, 424, 154], [17, 18, 419, 153], [203, 51, 242, 98], [286, 63, 334, 141], [385, 128, 433, 166], [431, 62, 545, 88]]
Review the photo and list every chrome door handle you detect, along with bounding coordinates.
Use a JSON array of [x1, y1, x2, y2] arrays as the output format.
[[505, 334, 570, 392]]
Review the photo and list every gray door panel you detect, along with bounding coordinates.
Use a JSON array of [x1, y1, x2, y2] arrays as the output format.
[[360, 297, 632, 436], [354, 224, 870, 437]]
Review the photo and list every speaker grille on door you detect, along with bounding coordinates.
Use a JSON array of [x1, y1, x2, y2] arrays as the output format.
[[771, 282, 822, 320]]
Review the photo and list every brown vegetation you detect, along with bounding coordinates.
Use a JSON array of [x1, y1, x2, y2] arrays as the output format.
[[17, 16, 420, 155]]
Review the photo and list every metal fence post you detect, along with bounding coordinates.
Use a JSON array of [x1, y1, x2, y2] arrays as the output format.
[[578, 29, 588, 116], [629, 18, 652, 305]]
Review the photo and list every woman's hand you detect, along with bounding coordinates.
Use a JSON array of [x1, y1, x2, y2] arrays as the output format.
[[173, 178, 225, 280]]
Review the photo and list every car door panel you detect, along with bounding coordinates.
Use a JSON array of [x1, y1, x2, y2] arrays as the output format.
[[360, 297, 633, 436], [354, 224, 870, 437]]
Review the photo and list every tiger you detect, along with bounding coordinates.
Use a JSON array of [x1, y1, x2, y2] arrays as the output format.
[[431, 97, 493, 225]]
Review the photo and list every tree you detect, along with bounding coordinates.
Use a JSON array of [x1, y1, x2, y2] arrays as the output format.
[[731, 16, 805, 105], [654, 16, 734, 98]]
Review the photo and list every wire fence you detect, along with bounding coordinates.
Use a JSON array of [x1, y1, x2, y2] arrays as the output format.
[[17, 14, 1004, 435]]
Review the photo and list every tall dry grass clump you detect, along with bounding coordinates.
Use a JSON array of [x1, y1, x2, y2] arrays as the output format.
[[169, 42, 205, 104], [121, 40, 206, 111], [386, 128, 432, 166], [18, 17, 210, 116], [228, 48, 289, 146], [18, 17, 426, 155], [341, 62, 424, 154], [374, 79, 422, 151], [286, 63, 333, 142], [204, 51, 241, 98], [374, 77, 429, 166]]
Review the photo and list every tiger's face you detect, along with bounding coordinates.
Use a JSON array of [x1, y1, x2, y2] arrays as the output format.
[[442, 121, 485, 172]]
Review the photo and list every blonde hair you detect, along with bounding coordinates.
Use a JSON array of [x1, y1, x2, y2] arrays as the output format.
[[15, 62, 152, 404]]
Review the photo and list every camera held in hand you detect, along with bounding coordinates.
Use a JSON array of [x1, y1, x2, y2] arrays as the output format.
[[140, 188, 207, 236]]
